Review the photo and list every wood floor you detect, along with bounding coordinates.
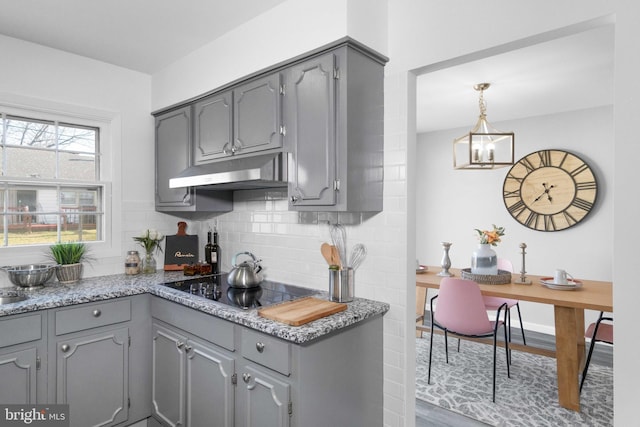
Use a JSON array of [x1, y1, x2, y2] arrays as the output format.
[[415, 327, 613, 426]]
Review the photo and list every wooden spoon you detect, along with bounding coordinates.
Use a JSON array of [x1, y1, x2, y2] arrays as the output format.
[[320, 243, 334, 266], [329, 245, 342, 269]]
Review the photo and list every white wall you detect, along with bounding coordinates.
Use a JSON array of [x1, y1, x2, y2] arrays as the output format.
[[417, 106, 614, 333], [0, 34, 180, 282]]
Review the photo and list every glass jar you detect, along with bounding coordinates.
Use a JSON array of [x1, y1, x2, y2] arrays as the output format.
[[125, 250, 141, 275], [142, 251, 157, 274]]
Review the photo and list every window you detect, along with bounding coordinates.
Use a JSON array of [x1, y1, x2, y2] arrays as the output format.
[[1, 113, 104, 247]]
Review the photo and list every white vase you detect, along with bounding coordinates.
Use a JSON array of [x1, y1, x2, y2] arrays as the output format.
[[471, 244, 498, 275]]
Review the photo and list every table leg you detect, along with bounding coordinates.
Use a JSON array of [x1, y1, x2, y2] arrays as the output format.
[[416, 287, 428, 338], [554, 306, 584, 411]]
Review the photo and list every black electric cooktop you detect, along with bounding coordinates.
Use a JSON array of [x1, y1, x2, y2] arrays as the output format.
[[162, 273, 318, 310]]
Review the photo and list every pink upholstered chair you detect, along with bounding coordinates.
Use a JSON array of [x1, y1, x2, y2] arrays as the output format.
[[428, 277, 511, 402], [580, 312, 613, 392], [482, 259, 527, 349]]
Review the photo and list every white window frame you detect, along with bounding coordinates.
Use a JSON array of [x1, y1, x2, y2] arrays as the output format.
[[0, 94, 121, 265]]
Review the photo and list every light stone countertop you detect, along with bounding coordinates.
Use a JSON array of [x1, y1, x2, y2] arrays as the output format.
[[0, 271, 389, 344]]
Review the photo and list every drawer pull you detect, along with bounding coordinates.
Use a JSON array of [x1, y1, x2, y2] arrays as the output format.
[[176, 341, 185, 350], [185, 344, 192, 353], [242, 373, 251, 383], [92, 309, 102, 317], [256, 342, 265, 353], [61, 344, 70, 353]]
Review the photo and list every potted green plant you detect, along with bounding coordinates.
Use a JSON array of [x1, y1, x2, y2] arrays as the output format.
[[49, 242, 88, 284]]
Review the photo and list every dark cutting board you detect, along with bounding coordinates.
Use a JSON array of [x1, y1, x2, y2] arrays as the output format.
[[164, 221, 198, 271]]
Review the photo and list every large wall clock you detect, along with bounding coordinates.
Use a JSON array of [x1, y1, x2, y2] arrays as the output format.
[[502, 149, 598, 231]]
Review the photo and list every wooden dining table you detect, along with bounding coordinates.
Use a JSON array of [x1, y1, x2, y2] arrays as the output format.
[[416, 267, 613, 412]]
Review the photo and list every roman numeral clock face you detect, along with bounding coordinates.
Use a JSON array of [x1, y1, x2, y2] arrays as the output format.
[[503, 150, 598, 231]]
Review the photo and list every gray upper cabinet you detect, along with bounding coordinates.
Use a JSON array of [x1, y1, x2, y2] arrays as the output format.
[[155, 106, 192, 208], [283, 52, 337, 208], [233, 73, 283, 156], [152, 38, 386, 213], [193, 90, 233, 163], [284, 44, 386, 212], [155, 105, 233, 214], [193, 73, 282, 164]]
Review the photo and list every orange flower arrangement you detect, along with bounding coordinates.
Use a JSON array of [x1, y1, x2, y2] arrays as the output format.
[[475, 224, 505, 246]]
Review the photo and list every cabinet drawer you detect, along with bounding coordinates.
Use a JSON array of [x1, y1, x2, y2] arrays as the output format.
[[55, 299, 131, 335], [151, 297, 235, 351], [241, 328, 290, 376], [0, 313, 42, 348]]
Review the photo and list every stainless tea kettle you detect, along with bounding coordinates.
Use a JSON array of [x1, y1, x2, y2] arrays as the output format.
[[227, 251, 263, 288]]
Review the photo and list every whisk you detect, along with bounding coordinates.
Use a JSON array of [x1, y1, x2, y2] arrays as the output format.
[[349, 243, 367, 270], [330, 224, 347, 268]]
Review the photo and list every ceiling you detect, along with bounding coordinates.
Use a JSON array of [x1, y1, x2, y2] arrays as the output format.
[[0, 0, 286, 74], [416, 24, 615, 134], [0, 3, 614, 133]]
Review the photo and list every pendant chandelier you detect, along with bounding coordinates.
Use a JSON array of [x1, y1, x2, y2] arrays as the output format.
[[453, 83, 514, 169]]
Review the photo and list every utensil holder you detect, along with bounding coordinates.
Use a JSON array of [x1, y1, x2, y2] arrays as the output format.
[[329, 267, 354, 303]]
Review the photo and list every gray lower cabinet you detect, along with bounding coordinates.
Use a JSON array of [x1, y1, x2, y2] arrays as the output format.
[[151, 297, 236, 427], [150, 296, 383, 427], [236, 364, 290, 427], [151, 322, 235, 427], [0, 312, 45, 404], [53, 327, 129, 426], [284, 44, 386, 212], [47, 295, 151, 427]]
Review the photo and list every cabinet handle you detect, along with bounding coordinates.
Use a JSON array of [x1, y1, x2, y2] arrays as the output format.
[[290, 195, 298, 204], [231, 143, 241, 153], [242, 373, 251, 383], [176, 341, 185, 350], [223, 143, 232, 155], [256, 342, 265, 353], [185, 345, 192, 353], [92, 309, 101, 317], [61, 344, 70, 353]]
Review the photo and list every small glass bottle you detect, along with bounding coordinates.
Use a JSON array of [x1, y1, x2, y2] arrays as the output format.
[[125, 250, 141, 275]]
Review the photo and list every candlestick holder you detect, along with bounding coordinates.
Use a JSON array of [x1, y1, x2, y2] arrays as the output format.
[[515, 242, 532, 285], [437, 242, 453, 277]]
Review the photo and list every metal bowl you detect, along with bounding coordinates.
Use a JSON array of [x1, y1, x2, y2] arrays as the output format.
[[1, 264, 57, 287]]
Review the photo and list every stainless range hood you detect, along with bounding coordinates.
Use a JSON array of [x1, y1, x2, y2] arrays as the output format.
[[169, 152, 288, 191]]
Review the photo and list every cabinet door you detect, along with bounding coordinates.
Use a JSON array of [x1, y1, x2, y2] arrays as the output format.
[[156, 106, 193, 207], [0, 347, 37, 404], [237, 364, 290, 427], [186, 338, 235, 427], [233, 73, 282, 155], [56, 327, 129, 427], [284, 53, 337, 207], [193, 91, 233, 163], [152, 323, 187, 427]]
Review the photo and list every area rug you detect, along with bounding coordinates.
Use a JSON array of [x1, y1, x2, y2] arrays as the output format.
[[416, 336, 613, 426]]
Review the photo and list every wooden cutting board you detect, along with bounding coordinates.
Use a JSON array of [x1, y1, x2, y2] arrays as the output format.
[[258, 297, 348, 326]]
